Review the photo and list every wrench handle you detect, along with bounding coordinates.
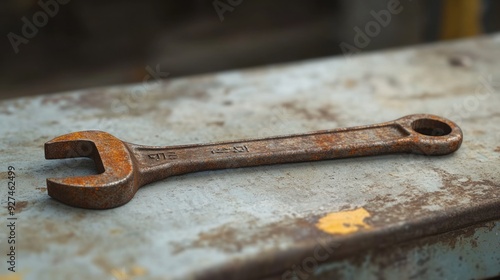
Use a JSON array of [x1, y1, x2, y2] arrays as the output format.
[[129, 114, 462, 186]]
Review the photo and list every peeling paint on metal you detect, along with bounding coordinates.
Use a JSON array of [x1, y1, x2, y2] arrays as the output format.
[[110, 266, 147, 280], [316, 208, 372, 235], [0, 273, 24, 280]]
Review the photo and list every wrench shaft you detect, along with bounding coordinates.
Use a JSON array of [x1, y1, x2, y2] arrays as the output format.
[[130, 122, 412, 185]]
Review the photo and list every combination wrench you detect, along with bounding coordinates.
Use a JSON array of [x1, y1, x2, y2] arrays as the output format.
[[44, 114, 462, 209]]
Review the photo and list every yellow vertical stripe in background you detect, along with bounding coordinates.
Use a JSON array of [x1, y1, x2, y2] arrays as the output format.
[[441, 0, 482, 39]]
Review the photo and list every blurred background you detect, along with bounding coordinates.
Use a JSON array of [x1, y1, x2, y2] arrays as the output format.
[[1, 0, 499, 100]]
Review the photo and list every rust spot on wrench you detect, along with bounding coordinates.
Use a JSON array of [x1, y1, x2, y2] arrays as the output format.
[[44, 114, 462, 209]]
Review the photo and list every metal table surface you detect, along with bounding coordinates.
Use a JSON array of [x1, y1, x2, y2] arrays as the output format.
[[1, 35, 500, 280]]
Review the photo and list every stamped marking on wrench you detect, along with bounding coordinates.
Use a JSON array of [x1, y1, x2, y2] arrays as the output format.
[[44, 114, 462, 209]]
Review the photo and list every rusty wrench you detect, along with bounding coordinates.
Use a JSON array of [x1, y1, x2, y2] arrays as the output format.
[[44, 114, 462, 209]]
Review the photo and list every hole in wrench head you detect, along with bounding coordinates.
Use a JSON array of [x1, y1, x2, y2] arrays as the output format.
[[411, 119, 452, 136]]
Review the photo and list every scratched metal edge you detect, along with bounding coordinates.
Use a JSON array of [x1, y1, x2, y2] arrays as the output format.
[[311, 220, 500, 280], [194, 199, 500, 280]]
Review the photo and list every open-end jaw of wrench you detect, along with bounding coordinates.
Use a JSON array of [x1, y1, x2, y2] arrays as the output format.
[[45, 114, 462, 209]]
